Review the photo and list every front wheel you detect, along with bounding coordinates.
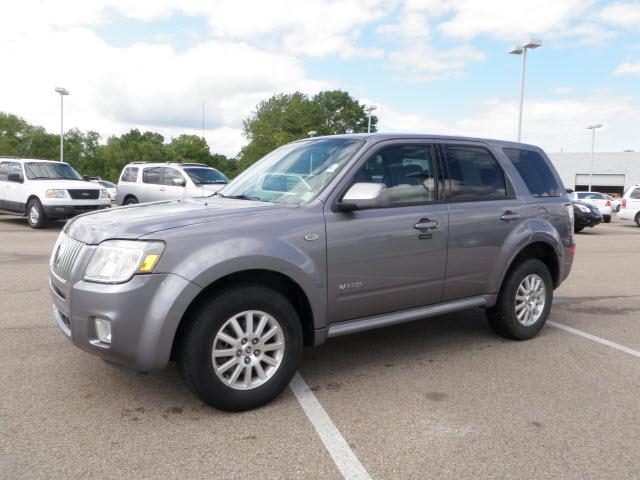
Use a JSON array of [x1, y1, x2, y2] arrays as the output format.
[[603, 215, 611, 223], [178, 284, 302, 411], [574, 226, 584, 233], [635, 213, 640, 228], [487, 259, 553, 340], [27, 198, 47, 229]]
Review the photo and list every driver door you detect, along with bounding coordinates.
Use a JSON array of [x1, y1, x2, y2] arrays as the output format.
[[324, 142, 449, 323]]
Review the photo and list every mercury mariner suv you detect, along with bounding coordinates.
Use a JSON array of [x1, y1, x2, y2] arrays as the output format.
[[49, 134, 575, 411], [0, 158, 111, 228]]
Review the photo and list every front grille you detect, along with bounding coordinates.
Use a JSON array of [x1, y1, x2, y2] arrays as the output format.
[[67, 189, 99, 200], [51, 234, 85, 281]]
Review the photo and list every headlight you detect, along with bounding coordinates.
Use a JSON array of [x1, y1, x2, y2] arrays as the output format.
[[84, 240, 165, 284], [46, 189, 69, 199], [100, 189, 110, 199], [574, 204, 591, 213]]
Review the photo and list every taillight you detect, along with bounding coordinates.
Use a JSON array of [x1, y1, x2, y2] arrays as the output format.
[[622, 199, 627, 208], [605, 200, 611, 206]]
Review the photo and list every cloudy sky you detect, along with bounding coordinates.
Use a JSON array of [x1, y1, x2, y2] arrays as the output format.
[[1, 0, 639, 156]]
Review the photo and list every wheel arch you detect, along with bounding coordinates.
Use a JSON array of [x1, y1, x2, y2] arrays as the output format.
[[170, 268, 316, 362], [498, 240, 561, 294]]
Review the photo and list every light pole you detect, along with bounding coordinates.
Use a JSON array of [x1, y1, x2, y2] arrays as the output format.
[[508, 39, 542, 142], [54, 87, 69, 162], [365, 104, 377, 133], [587, 123, 603, 192]]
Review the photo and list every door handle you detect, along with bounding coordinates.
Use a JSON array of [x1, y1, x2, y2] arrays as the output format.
[[500, 211, 521, 221], [159, 187, 166, 191], [414, 219, 439, 230]]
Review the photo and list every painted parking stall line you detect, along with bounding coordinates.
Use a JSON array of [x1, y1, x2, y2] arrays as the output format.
[[290, 372, 372, 480], [548, 321, 640, 359]]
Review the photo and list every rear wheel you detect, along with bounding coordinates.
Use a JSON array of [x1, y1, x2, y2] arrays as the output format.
[[487, 259, 553, 340], [178, 284, 302, 411], [635, 213, 640, 228], [574, 226, 584, 233], [26, 198, 47, 229], [123, 196, 138, 205], [603, 215, 611, 223]]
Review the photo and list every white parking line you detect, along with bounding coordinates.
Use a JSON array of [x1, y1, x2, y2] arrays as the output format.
[[548, 321, 640, 358], [290, 372, 372, 480]]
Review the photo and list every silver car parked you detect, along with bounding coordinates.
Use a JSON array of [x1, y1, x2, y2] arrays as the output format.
[[115, 162, 229, 205], [50, 134, 575, 411]]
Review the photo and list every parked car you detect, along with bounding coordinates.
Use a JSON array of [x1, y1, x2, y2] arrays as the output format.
[[572, 200, 602, 233], [50, 135, 575, 411], [92, 179, 117, 202], [0, 158, 111, 228], [115, 162, 229, 205], [604, 194, 621, 212], [569, 191, 613, 223], [618, 184, 640, 227]]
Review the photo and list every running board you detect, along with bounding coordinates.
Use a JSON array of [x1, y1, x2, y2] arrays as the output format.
[[326, 296, 489, 338]]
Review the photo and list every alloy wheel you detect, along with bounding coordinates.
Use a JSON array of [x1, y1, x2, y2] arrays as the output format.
[[515, 273, 546, 326]]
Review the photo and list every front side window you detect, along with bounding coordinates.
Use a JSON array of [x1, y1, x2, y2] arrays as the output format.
[[184, 167, 228, 185], [444, 146, 507, 201], [142, 167, 164, 185], [354, 145, 438, 205], [629, 188, 640, 200], [163, 168, 185, 186], [503, 148, 561, 198], [24, 162, 82, 181], [220, 138, 364, 204]]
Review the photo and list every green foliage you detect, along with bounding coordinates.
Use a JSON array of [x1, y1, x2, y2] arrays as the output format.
[[239, 90, 377, 169]]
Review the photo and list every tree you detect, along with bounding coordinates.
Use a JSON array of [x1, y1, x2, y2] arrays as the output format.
[[239, 90, 377, 169]]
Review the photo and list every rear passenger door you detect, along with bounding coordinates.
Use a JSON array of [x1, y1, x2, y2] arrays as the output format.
[[439, 142, 526, 301], [141, 167, 165, 202]]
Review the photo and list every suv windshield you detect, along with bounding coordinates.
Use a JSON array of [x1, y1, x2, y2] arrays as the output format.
[[25, 162, 83, 180], [219, 138, 364, 204], [184, 167, 229, 185]]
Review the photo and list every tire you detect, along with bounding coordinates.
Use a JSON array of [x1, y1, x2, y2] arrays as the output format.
[[487, 258, 553, 341], [124, 196, 138, 205], [26, 198, 47, 229], [603, 215, 611, 223], [635, 213, 640, 228], [177, 284, 303, 411], [574, 226, 584, 233]]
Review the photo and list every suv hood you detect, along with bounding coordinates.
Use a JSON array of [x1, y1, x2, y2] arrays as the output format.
[[33, 179, 102, 190], [65, 197, 291, 244]]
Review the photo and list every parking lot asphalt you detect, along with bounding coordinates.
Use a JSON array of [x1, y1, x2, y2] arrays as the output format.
[[1, 213, 639, 479]]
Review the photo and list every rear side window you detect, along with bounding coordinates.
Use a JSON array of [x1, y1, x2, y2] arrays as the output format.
[[577, 192, 605, 200], [503, 148, 561, 198], [142, 167, 163, 185], [121, 167, 138, 182], [444, 146, 506, 201]]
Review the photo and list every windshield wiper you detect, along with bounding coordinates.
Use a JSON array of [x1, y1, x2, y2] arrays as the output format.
[[217, 193, 261, 201]]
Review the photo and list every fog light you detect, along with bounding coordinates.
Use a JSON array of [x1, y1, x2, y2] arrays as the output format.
[[95, 318, 111, 344]]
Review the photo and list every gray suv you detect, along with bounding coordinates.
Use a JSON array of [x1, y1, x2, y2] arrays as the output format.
[[49, 134, 575, 411]]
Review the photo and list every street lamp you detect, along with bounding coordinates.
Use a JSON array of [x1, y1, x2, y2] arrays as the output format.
[[508, 39, 542, 142], [54, 87, 69, 162], [586, 123, 603, 192], [364, 104, 377, 134]]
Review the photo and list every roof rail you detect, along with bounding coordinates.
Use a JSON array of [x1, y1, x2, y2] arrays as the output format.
[[176, 163, 210, 167], [130, 161, 152, 164]]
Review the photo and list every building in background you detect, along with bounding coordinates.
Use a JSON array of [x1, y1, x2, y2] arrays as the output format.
[[548, 152, 640, 196]]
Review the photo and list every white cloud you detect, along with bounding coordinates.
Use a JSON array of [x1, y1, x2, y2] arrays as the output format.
[[388, 44, 486, 81], [613, 62, 640, 76], [374, 93, 640, 153], [599, 1, 640, 27]]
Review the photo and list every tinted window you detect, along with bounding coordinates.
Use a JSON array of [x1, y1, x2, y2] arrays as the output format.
[[142, 167, 163, 185], [503, 148, 561, 198], [121, 167, 138, 182], [355, 145, 437, 205], [444, 146, 506, 201], [163, 168, 184, 186], [184, 167, 228, 185], [630, 188, 640, 200]]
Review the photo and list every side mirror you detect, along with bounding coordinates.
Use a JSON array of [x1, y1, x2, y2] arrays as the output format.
[[338, 182, 388, 211], [172, 177, 186, 186], [7, 172, 23, 183]]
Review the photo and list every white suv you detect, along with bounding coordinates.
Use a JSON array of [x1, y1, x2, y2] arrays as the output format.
[[0, 158, 111, 228], [115, 162, 229, 206], [619, 185, 640, 227]]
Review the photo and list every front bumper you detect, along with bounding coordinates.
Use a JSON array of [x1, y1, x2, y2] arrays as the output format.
[[44, 203, 110, 219], [49, 247, 201, 371]]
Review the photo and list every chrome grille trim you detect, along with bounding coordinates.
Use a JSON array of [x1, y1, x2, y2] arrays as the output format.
[[51, 234, 85, 282]]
